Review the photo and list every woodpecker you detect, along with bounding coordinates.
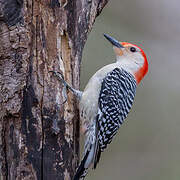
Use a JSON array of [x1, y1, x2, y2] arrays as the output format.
[[51, 34, 148, 180]]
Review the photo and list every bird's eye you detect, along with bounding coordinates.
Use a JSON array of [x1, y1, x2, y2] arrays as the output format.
[[130, 47, 136, 52]]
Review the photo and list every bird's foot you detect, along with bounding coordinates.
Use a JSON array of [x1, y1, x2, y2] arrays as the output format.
[[49, 70, 82, 100], [49, 71, 67, 87], [49, 71, 68, 104]]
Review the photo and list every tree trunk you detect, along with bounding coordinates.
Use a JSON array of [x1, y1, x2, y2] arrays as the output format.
[[0, 0, 108, 179]]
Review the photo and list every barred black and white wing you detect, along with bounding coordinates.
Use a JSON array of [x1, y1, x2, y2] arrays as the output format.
[[98, 68, 137, 150]]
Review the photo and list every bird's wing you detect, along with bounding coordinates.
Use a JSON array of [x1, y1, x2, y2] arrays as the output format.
[[97, 68, 137, 150]]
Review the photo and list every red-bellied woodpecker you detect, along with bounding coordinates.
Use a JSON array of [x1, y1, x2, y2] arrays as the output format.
[[51, 34, 148, 180]]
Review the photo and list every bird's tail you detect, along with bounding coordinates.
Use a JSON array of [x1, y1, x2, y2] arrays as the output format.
[[73, 150, 90, 180], [73, 144, 101, 180], [73, 121, 101, 180]]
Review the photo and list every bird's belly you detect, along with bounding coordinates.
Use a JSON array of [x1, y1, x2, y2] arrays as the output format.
[[79, 88, 99, 134]]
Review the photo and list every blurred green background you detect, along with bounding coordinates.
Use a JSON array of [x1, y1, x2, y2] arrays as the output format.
[[80, 0, 180, 179]]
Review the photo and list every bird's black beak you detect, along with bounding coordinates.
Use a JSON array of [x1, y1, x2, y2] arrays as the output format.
[[104, 34, 124, 48]]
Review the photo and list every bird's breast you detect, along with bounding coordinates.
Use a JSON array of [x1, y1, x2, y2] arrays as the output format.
[[79, 63, 120, 133]]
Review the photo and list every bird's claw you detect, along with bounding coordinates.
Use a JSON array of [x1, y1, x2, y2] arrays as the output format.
[[49, 70, 64, 80], [49, 70, 68, 105], [49, 71, 66, 86], [49, 70, 82, 101]]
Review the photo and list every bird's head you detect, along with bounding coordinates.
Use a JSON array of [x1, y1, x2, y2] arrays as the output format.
[[104, 34, 148, 84]]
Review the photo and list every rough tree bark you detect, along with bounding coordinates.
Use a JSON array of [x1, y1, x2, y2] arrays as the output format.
[[0, 0, 108, 179]]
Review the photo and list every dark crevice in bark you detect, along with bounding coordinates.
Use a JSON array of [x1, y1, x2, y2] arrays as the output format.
[[2, 118, 8, 180], [21, 84, 41, 179], [50, 0, 60, 8], [42, 107, 64, 179], [72, 104, 80, 170], [40, 58, 45, 180]]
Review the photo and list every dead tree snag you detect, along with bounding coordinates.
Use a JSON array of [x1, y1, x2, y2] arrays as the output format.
[[0, 0, 108, 179]]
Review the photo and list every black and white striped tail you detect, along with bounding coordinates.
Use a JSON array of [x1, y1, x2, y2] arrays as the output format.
[[73, 151, 89, 180], [74, 118, 100, 180]]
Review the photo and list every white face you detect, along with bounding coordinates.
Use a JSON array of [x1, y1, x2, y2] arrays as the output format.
[[114, 44, 145, 74]]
